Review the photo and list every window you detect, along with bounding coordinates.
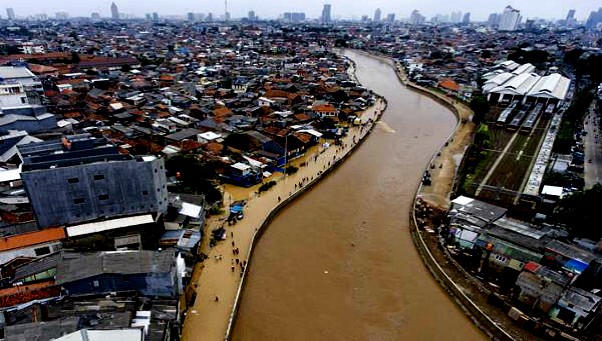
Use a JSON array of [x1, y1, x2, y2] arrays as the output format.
[[142, 190, 149, 196], [67, 178, 79, 184], [20, 97, 26, 104], [93, 174, 105, 181], [98, 194, 109, 201], [93, 280, 99, 287], [73, 198, 85, 204], [34, 246, 51, 256]]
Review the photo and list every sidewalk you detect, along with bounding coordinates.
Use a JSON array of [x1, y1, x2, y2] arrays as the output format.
[[181, 99, 386, 341]]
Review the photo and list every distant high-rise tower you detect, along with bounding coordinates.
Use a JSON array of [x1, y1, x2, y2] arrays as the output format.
[[586, 8, 602, 29], [152, 12, 159, 22], [55, 12, 69, 20], [409, 10, 425, 25], [321, 4, 332, 23], [487, 13, 500, 27], [498, 6, 521, 31], [248, 10, 256, 21], [386, 13, 395, 22], [373, 8, 381, 22], [566, 9, 576, 21], [91, 12, 101, 20], [450, 11, 462, 23], [111, 2, 119, 20], [462, 12, 471, 24], [224, 0, 230, 21], [6, 8, 15, 20]]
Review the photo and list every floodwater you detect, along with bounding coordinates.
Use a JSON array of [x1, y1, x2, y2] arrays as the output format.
[[232, 51, 484, 340]]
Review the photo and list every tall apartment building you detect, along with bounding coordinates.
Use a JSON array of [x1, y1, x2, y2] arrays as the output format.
[[498, 6, 521, 31], [410, 10, 425, 25], [462, 12, 471, 24], [321, 4, 331, 23], [6, 8, 15, 20], [586, 8, 602, 30], [374, 8, 382, 22], [18, 134, 168, 228], [111, 2, 119, 20], [283, 12, 306, 22]]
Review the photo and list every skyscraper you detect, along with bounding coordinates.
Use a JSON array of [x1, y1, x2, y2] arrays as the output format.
[[6, 8, 15, 20], [111, 2, 119, 20], [374, 8, 381, 22], [498, 6, 521, 31], [462, 12, 471, 24], [321, 4, 331, 23], [566, 9, 576, 21], [487, 13, 500, 27], [386, 13, 396, 23], [586, 8, 602, 30], [152, 12, 159, 22], [450, 11, 462, 23], [248, 10, 256, 21], [409, 10, 425, 25], [55, 12, 69, 20]]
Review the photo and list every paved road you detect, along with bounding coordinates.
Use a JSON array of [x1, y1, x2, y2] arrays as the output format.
[[583, 103, 602, 188]]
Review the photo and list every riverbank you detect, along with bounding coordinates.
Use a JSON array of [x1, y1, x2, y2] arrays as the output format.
[[356, 53, 539, 339], [181, 90, 387, 340], [352, 50, 475, 209]]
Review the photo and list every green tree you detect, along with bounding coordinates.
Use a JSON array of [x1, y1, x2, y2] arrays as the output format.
[[71, 51, 80, 63], [555, 184, 602, 240], [165, 154, 222, 203], [469, 96, 490, 125]]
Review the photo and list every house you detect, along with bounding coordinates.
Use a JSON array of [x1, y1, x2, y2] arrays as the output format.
[[549, 287, 602, 330], [197, 131, 222, 144], [258, 97, 275, 107], [226, 162, 262, 187], [55, 250, 180, 297], [515, 261, 570, 313], [0, 66, 43, 92], [0, 227, 66, 266]]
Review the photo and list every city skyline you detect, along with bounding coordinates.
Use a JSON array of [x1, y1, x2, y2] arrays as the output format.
[[1, 0, 600, 21]]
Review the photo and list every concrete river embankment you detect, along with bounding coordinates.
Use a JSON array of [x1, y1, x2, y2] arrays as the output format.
[[231, 51, 485, 340]]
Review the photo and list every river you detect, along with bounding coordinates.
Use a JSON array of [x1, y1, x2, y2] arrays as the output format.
[[231, 51, 484, 340]]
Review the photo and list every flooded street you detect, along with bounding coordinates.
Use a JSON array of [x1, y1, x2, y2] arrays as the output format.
[[232, 51, 484, 340]]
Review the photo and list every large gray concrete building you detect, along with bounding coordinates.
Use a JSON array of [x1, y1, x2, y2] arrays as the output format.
[[18, 134, 168, 228]]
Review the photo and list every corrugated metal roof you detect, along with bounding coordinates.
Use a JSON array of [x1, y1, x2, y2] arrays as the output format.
[[526, 73, 570, 100], [55, 250, 174, 285], [0, 66, 36, 80], [55, 328, 143, 341], [66, 214, 154, 237]]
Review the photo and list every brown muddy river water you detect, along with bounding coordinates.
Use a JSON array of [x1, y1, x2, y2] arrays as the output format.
[[232, 51, 485, 340]]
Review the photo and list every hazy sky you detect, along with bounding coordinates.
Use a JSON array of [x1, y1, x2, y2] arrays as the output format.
[[1, 1, 599, 21]]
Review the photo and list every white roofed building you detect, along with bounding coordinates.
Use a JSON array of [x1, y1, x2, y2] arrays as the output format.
[[483, 62, 570, 107], [526, 73, 571, 102]]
